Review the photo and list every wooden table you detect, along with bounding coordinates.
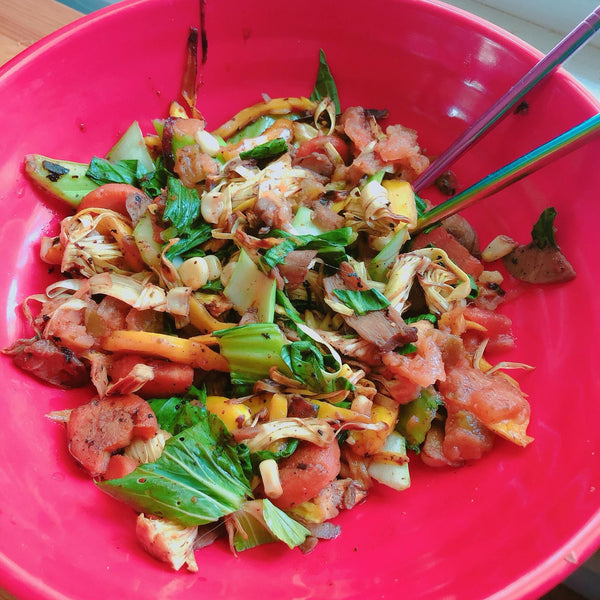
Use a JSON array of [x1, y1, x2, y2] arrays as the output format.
[[0, 2, 591, 599], [0, 0, 82, 66]]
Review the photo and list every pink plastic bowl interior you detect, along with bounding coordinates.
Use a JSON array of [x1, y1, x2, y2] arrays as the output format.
[[0, 0, 598, 599]]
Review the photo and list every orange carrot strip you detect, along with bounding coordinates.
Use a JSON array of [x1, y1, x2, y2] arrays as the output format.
[[102, 330, 229, 372]]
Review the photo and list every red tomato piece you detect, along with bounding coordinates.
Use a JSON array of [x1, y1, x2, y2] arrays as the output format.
[[437, 364, 530, 428], [110, 354, 194, 399], [273, 441, 341, 509], [296, 135, 351, 164], [442, 407, 494, 462], [103, 454, 138, 480], [412, 226, 484, 279], [78, 183, 147, 217], [462, 306, 515, 353]]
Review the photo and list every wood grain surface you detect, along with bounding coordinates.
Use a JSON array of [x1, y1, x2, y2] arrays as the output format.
[[0, 0, 82, 66]]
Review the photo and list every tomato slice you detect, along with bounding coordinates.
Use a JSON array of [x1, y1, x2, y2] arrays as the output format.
[[412, 227, 484, 279], [295, 135, 351, 164]]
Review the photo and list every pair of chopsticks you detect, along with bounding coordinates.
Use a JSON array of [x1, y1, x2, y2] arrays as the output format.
[[415, 5, 600, 232]]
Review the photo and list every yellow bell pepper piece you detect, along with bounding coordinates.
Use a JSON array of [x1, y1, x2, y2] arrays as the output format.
[[205, 396, 251, 432], [289, 501, 329, 524], [348, 402, 399, 457], [268, 393, 288, 420], [244, 393, 288, 421], [382, 180, 417, 231], [312, 399, 370, 424], [189, 294, 233, 333]]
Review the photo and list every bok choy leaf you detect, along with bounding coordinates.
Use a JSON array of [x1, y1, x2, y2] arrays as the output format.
[[230, 499, 310, 551], [239, 137, 288, 160], [214, 323, 290, 388], [148, 385, 207, 435], [310, 49, 340, 114], [332, 288, 390, 315], [97, 411, 252, 527], [531, 207, 558, 249]]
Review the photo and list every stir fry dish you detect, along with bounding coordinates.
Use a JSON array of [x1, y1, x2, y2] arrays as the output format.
[[3, 51, 574, 571]]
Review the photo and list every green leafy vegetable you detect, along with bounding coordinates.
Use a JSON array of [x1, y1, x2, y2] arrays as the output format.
[[275, 289, 305, 325], [415, 193, 427, 218], [166, 224, 213, 261], [332, 288, 390, 315], [214, 323, 290, 390], [164, 177, 201, 230], [405, 313, 437, 325], [161, 176, 213, 260], [366, 169, 386, 185], [396, 342, 418, 355], [138, 155, 169, 198], [262, 227, 354, 270], [148, 386, 207, 435], [280, 340, 351, 393], [260, 238, 298, 270], [227, 115, 276, 144], [230, 499, 310, 551], [467, 274, 479, 300], [200, 278, 224, 293], [239, 137, 288, 160], [262, 499, 310, 548], [531, 207, 558, 249], [310, 49, 341, 114], [97, 413, 252, 526], [86, 157, 141, 186], [86, 155, 168, 199]]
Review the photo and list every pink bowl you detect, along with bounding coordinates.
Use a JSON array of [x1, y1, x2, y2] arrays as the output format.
[[0, 0, 598, 598]]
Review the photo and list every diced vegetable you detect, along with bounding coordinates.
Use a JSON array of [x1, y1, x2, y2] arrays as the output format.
[[396, 386, 441, 451], [348, 401, 399, 457], [205, 395, 252, 431], [367, 432, 411, 491], [223, 249, 276, 323], [107, 121, 156, 172]]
